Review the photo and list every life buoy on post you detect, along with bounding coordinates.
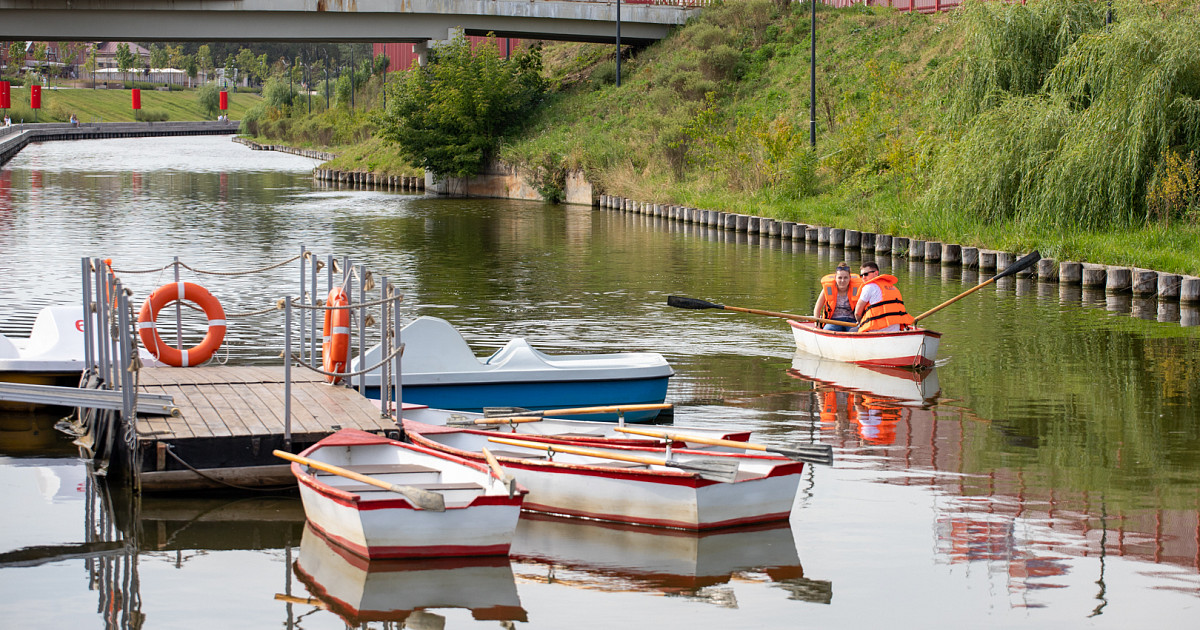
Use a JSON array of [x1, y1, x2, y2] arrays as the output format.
[[323, 288, 351, 384], [137, 282, 226, 367]]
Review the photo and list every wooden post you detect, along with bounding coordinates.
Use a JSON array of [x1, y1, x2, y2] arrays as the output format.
[[942, 244, 961, 266], [1036, 258, 1058, 281], [1081, 264, 1107, 288], [1131, 270, 1157, 296], [1157, 273, 1182, 300]]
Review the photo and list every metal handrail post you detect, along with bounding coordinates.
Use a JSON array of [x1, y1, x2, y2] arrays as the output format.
[[357, 264, 366, 395], [173, 256, 182, 352], [298, 245, 306, 363], [284, 297, 293, 450], [116, 285, 133, 430], [95, 260, 110, 384], [393, 285, 402, 419], [310, 253, 319, 364], [379, 276, 389, 417], [81, 258, 94, 369]]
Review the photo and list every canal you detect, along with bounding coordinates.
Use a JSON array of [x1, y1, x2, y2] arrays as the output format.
[[1, 135, 1198, 628]]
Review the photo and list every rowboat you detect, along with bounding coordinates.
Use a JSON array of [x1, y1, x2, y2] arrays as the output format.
[[400, 403, 752, 448], [291, 523, 526, 626], [787, 320, 941, 369], [787, 350, 940, 406], [510, 512, 822, 599], [401, 419, 806, 531], [349, 316, 673, 422], [286, 428, 527, 559]]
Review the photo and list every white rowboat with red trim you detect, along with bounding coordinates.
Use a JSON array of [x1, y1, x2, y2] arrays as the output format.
[[788, 321, 941, 369], [289, 429, 527, 559], [401, 419, 806, 531]]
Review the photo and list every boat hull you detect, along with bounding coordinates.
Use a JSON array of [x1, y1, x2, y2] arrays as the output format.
[[292, 429, 526, 559], [788, 321, 940, 369], [403, 420, 805, 531], [367, 376, 671, 422]]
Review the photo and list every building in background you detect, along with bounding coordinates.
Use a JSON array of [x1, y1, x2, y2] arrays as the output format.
[[373, 36, 521, 73]]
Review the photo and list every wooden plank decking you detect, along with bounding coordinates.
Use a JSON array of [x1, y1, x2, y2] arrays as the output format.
[[132, 365, 396, 492]]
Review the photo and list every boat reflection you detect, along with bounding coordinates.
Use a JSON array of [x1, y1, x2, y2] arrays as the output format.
[[292, 523, 527, 626], [509, 512, 831, 607], [788, 350, 940, 446]]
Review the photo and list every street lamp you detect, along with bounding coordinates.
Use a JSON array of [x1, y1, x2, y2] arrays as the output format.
[[615, 0, 621, 87], [809, 0, 816, 147]]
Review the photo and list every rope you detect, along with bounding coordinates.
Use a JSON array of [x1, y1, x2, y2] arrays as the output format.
[[288, 294, 402, 311], [163, 445, 296, 492], [110, 253, 306, 276], [289, 342, 405, 379]]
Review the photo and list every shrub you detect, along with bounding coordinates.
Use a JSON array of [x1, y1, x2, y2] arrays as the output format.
[[197, 83, 221, 118], [134, 109, 169, 122]]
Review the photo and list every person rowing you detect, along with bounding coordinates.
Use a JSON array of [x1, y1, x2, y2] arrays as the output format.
[[812, 261, 862, 332], [853, 261, 916, 333]]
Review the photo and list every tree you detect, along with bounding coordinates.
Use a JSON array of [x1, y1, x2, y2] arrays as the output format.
[[116, 42, 136, 86], [149, 44, 169, 70], [198, 82, 220, 118], [32, 42, 47, 83], [376, 35, 546, 179], [7, 41, 24, 78], [84, 47, 97, 89], [222, 55, 236, 88], [183, 54, 198, 87], [196, 44, 213, 83]]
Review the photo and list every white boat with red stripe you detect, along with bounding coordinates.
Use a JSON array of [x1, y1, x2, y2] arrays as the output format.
[[401, 419, 806, 531], [788, 321, 940, 369], [289, 429, 527, 559]]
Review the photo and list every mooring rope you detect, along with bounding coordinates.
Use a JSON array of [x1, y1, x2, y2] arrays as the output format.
[[163, 445, 296, 492], [288, 342, 404, 379]]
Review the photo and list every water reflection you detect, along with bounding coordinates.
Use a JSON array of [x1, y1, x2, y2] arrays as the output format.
[[291, 524, 527, 627], [509, 513, 830, 607]]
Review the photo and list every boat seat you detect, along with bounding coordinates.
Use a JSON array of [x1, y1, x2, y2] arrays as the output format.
[[332, 482, 486, 494], [485, 450, 548, 460], [313, 464, 438, 476]]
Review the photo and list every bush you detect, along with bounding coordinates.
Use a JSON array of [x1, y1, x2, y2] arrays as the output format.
[[262, 77, 296, 110], [238, 102, 267, 135], [134, 109, 169, 122], [197, 83, 221, 118], [590, 60, 617, 87]]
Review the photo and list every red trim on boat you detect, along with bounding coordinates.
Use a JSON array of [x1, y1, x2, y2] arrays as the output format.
[[306, 519, 513, 559], [520, 504, 793, 531], [788, 320, 942, 339]]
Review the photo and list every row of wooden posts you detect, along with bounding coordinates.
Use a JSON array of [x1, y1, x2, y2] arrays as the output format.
[[312, 167, 426, 191], [596, 194, 1200, 303]]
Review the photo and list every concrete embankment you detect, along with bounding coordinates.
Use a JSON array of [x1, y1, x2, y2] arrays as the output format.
[[0, 121, 240, 166]]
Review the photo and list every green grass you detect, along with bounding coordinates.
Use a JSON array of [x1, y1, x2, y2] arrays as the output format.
[[1, 86, 261, 124]]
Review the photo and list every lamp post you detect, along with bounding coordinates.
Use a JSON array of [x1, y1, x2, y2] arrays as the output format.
[[810, 0, 816, 147], [615, 0, 621, 87]]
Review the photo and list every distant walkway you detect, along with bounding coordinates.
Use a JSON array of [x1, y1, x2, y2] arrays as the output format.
[[0, 120, 240, 167]]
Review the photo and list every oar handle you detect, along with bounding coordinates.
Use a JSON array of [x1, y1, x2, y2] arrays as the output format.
[[481, 447, 507, 480], [720, 305, 850, 328], [487, 436, 665, 467], [274, 449, 396, 491]]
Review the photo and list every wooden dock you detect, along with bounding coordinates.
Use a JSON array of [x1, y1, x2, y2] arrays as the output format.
[[132, 366, 396, 492]]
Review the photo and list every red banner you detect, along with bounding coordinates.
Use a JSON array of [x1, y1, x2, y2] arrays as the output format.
[[219, 91, 228, 111], [131, 88, 141, 110], [30, 85, 41, 109]]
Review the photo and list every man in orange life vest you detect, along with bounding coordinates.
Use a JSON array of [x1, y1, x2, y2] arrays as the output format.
[[853, 261, 916, 333], [812, 262, 862, 332]]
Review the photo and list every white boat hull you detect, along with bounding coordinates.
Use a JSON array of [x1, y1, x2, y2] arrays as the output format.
[[789, 321, 940, 369], [403, 420, 806, 531], [292, 429, 526, 559]]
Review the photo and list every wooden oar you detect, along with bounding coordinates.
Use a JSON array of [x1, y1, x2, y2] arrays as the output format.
[[486, 436, 741, 482], [481, 447, 517, 498], [614, 426, 834, 466], [273, 450, 446, 512], [480, 403, 672, 419], [913, 250, 1041, 322], [667, 296, 851, 328]]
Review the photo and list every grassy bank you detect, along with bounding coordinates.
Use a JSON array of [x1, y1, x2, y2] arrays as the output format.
[[1, 86, 261, 124], [246, 0, 1200, 275]]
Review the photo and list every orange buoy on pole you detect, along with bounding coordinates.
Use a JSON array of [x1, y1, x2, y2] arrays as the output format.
[[137, 282, 226, 367], [322, 288, 350, 383]]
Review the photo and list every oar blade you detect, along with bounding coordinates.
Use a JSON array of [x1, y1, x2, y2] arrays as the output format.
[[770, 443, 835, 466], [668, 457, 740, 482], [667, 295, 722, 310], [393, 484, 446, 512], [993, 250, 1041, 281]]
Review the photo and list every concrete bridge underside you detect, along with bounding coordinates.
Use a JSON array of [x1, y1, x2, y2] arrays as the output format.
[[0, 0, 699, 44]]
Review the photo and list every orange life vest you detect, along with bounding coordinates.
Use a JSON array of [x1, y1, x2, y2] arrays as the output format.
[[819, 274, 863, 320], [858, 274, 915, 333]]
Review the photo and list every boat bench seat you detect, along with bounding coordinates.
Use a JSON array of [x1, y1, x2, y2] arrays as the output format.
[[486, 450, 548, 460], [334, 482, 486, 494], [314, 463, 438, 476]]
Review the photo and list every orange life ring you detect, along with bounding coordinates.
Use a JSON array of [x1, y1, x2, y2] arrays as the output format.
[[323, 288, 351, 383], [137, 282, 226, 367]]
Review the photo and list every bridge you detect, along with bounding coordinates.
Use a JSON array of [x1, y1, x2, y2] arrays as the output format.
[[0, 0, 702, 45]]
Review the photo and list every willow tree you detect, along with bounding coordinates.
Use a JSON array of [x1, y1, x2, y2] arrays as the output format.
[[375, 35, 545, 179], [926, 0, 1200, 228]]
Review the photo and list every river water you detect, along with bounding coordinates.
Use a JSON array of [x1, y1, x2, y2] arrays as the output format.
[[1, 136, 1198, 628]]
